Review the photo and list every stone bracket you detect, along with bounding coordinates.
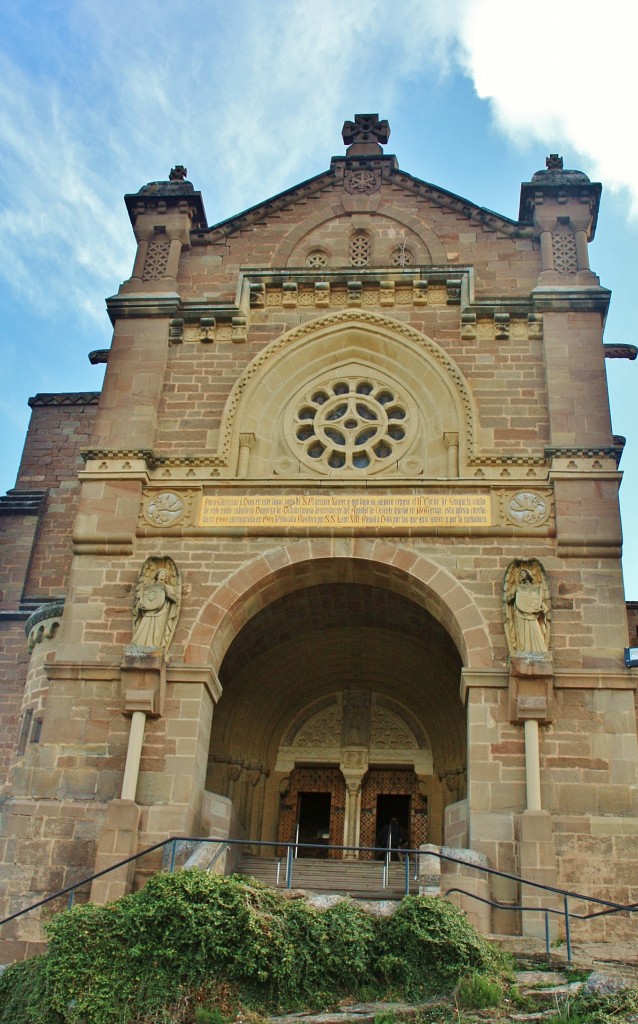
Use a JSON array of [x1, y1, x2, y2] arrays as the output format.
[[509, 654, 553, 724], [120, 648, 166, 717]]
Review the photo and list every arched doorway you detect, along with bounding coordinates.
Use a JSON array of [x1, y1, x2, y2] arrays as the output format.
[[205, 575, 467, 854]]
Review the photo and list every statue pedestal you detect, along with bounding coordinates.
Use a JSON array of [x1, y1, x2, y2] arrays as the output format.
[[121, 646, 166, 718], [509, 653, 553, 724]]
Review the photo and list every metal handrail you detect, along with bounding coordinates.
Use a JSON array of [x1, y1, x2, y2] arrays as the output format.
[[2, 834, 637, 954]]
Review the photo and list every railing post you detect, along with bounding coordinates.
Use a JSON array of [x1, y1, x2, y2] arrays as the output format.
[[169, 838, 177, 873], [564, 895, 572, 962], [67, 889, 75, 910], [286, 845, 293, 889], [544, 910, 550, 960], [404, 853, 410, 895]]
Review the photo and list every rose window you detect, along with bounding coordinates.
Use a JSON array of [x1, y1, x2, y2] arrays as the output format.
[[291, 378, 411, 471]]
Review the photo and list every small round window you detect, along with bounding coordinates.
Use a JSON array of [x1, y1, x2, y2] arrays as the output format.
[[288, 376, 413, 473]]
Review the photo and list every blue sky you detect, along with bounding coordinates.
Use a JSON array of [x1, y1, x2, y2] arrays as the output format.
[[1, 0, 637, 594]]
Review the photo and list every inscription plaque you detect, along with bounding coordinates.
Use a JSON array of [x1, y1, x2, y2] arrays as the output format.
[[199, 494, 491, 530]]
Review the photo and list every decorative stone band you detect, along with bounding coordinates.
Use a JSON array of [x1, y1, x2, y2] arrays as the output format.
[[545, 444, 625, 468], [25, 600, 65, 654]]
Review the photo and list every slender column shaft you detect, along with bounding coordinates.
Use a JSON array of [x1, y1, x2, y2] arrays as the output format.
[[539, 230, 554, 271], [447, 441, 459, 477], [237, 444, 251, 477], [343, 782, 362, 859], [443, 432, 459, 478], [524, 719, 542, 811], [131, 239, 149, 281], [165, 237, 183, 279], [574, 229, 589, 271], [237, 433, 256, 477], [121, 710, 147, 801]]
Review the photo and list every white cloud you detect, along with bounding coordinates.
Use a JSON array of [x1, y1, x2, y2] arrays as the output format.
[[456, 0, 638, 211], [0, 0, 636, 331]]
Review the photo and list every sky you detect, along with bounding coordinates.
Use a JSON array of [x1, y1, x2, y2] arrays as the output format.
[[1, 0, 637, 593]]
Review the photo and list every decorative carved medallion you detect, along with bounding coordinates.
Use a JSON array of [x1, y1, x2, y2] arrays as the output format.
[[344, 169, 381, 194], [143, 491, 186, 527], [505, 491, 550, 527]]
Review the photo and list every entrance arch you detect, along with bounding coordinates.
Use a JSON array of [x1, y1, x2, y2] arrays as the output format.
[[192, 543, 492, 853], [184, 538, 493, 672]]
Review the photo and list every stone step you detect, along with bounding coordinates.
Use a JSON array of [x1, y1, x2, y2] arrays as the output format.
[[237, 856, 418, 895]]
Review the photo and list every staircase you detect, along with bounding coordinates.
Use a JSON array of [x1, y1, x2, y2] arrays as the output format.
[[236, 855, 418, 899]]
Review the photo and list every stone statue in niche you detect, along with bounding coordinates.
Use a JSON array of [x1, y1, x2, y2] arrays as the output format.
[[131, 556, 181, 655], [503, 558, 551, 656]]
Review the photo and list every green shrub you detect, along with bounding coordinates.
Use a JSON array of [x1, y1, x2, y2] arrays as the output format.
[[454, 970, 503, 1009], [0, 872, 509, 1024], [375, 894, 506, 998]]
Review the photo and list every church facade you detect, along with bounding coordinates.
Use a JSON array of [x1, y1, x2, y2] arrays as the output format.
[[1, 115, 637, 960]]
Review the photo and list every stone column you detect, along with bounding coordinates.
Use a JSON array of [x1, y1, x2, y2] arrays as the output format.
[[509, 654, 560, 938], [443, 431, 459, 478], [237, 433, 256, 477], [165, 236, 183, 280], [343, 777, 363, 858], [130, 238, 149, 283], [524, 719, 542, 812], [574, 229, 590, 271], [121, 710, 147, 801], [91, 650, 166, 903], [539, 229, 554, 272]]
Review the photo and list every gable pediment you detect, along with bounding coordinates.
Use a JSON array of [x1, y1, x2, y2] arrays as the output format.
[[199, 155, 529, 246]]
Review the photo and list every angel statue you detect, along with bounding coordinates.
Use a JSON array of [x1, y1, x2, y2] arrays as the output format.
[[503, 558, 551, 656], [131, 557, 181, 656]]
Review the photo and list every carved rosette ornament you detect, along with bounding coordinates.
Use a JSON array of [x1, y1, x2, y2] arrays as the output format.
[[144, 491, 185, 527], [130, 556, 182, 656], [344, 169, 381, 194], [503, 558, 551, 657], [505, 491, 550, 528]]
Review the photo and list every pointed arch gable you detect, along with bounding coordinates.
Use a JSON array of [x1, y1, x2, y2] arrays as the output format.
[[218, 310, 479, 473]]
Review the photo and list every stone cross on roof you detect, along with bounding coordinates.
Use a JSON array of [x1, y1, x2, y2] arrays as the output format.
[[342, 114, 390, 156], [546, 154, 564, 171]]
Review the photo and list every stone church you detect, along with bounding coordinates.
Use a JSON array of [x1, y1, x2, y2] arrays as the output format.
[[1, 114, 637, 960]]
